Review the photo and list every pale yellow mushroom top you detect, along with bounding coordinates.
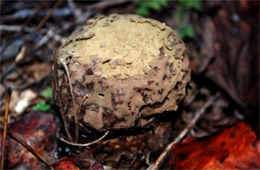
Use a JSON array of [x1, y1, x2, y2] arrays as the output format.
[[55, 14, 190, 131]]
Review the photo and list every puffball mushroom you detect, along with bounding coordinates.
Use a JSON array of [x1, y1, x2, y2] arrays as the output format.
[[54, 14, 190, 133]]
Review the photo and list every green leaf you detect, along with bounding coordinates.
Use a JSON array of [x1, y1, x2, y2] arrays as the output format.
[[147, 1, 161, 10], [135, 0, 169, 16], [33, 101, 51, 112], [178, 25, 195, 39], [160, 0, 168, 6], [178, 0, 201, 10], [135, 5, 150, 16], [40, 87, 53, 99]]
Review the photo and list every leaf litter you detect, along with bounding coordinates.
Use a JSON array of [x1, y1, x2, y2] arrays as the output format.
[[0, 0, 259, 169]]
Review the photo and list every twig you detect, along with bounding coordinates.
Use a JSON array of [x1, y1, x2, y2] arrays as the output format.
[[1, 88, 12, 169], [70, 0, 132, 24], [0, 64, 16, 82], [0, 25, 34, 32], [22, 1, 62, 43], [150, 94, 219, 170], [34, 1, 62, 33], [87, 0, 132, 11], [53, 52, 73, 143], [146, 152, 151, 166], [1, 8, 73, 22], [67, 0, 81, 23], [192, 74, 246, 113], [60, 58, 75, 142], [39, 29, 65, 46], [58, 131, 109, 147], [35, 29, 65, 49]]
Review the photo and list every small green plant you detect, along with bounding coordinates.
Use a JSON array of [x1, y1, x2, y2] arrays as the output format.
[[177, 0, 201, 39], [40, 86, 53, 99], [178, 25, 194, 39], [178, 0, 201, 10], [33, 86, 55, 113], [135, 0, 168, 16], [33, 101, 51, 112]]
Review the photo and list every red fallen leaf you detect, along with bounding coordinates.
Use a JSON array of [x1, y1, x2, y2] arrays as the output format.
[[164, 122, 260, 169], [52, 158, 79, 170], [53, 148, 103, 170], [0, 112, 57, 169]]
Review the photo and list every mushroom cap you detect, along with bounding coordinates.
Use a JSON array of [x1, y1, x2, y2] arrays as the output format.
[[54, 14, 190, 131]]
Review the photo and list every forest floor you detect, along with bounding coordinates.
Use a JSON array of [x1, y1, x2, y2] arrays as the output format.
[[0, 0, 259, 169]]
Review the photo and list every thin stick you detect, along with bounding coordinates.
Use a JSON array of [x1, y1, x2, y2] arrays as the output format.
[[0, 25, 34, 32], [61, 60, 74, 106], [54, 53, 73, 142], [1, 88, 12, 169], [24, 1, 62, 43], [58, 131, 109, 147], [60, 59, 74, 142], [34, 1, 62, 33], [150, 94, 219, 170], [87, 0, 132, 10], [53, 52, 70, 141], [67, 0, 81, 23]]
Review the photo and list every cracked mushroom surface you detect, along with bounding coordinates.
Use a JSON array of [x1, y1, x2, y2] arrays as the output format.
[[54, 14, 190, 132]]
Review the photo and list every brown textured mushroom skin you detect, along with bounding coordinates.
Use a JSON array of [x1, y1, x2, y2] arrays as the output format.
[[54, 14, 190, 131]]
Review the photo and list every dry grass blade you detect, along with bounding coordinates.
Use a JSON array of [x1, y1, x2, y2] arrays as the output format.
[[58, 131, 109, 147], [1, 88, 12, 169], [150, 93, 220, 170], [60, 58, 75, 142], [53, 52, 73, 143]]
